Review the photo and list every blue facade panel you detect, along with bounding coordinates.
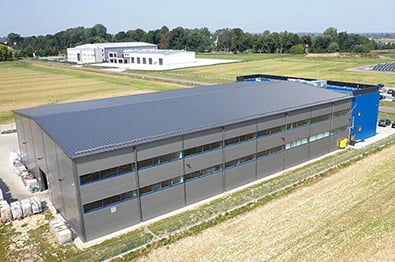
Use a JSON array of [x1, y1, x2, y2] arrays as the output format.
[[350, 92, 379, 141]]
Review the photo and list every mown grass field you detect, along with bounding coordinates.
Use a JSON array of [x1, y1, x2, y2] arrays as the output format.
[[130, 52, 395, 86], [0, 62, 187, 124]]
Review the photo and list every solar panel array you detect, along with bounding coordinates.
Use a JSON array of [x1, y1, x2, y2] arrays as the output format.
[[373, 62, 395, 72]]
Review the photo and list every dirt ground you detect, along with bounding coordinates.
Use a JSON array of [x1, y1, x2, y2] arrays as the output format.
[[137, 144, 395, 262]]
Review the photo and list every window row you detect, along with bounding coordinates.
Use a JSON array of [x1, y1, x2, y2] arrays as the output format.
[[225, 132, 255, 147], [80, 163, 136, 185], [225, 153, 256, 169], [83, 190, 137, 213], [309, 131, 330, 143], [333, 109, 350, 118], [286, 137, 309, 149], [185, 164, 223, 181], [139, 176, 184, 196], [184, 141, 222, 157], [332, 125, 349, 135], [258, 125, 285, 137], [138, 151, 182, 170], [257, 145, 284, 158], [287, 119, 310, 130]]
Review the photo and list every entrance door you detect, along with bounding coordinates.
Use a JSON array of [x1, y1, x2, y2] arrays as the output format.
[[39, 168, 49, 191]]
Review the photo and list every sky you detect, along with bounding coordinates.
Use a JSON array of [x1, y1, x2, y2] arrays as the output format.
[[2, 0, 394, 37]]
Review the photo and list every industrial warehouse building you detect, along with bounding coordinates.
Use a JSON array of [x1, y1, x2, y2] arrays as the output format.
[[67, 42, 157, 64], [15, 80, 359, 242]]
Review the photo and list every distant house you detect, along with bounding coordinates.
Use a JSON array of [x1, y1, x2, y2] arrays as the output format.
[[66, 42, 157, 64], [0, 38, 8, 45]]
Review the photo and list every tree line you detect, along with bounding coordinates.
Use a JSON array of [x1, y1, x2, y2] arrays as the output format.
[[4, 24, 393, 59]]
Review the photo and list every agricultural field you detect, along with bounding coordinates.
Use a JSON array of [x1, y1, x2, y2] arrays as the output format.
[[0, 62, 187, 124], [136, 142, 395, 262]]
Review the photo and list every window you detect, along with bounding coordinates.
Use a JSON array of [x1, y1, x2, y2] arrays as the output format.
[[185, 164, 222, 181], [119, 163, 135, 174], [333, 109, 349, 117], [83, 200, 102, 213], [311, 113, 331, 124], [257, 125, 285, 137], [131, 57, 135, 63], [171, 176, 184, 185], [137, 57, 141, 64], [309, 131, 330, 143], [332, 125, 348, 135], [184, 141, 222, 157], [143, 58, 147, 64], [103, 195, 120, 207], [287, 119, 310, 130], [225, 154, 256, 169], [80, 172, 100, 185], [140, 185, 154, 195], [149, 58, 153, 65], [225, 132, 255, 147], [121, 190, 137, 201], [100, 167, 118, 180], [138, 158, 152, 169], [257, 145, 284, 158], [285, 138, 308, 150], [159, 58, 163, 65]]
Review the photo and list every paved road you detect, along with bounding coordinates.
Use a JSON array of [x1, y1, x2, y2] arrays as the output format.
[[28, 59, 217, 87], [380, 106, 395, 114]]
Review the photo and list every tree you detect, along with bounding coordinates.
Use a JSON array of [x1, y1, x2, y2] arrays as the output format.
[[327, 42, 340, 53], [323, 27, 338, 43], [289, 44, 305, 55], [0, 45, 13, 61]]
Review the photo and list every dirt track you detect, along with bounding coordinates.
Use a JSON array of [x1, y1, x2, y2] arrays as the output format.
[[137, 144, 395, 261]]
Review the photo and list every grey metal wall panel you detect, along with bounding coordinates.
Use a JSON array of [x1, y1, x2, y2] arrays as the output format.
[[258, 114, 286, 130], [80, 173, 137, 203], [310, 121, 331, 135], [138, 160, 183, 187], [287, 108, 311, 123], [76, 148, 135, 175], [286, 126, 310, 142], [257, 133, 285, 151], [224, 140, 257, 161], [334, 100, 352, 111], [138, 137, 182, 160], [30, 121, 47, 179], [56, 146, 82, 239], [285, 144, 309, 168], [184, 150, 222, 173], [141, 184, 185, 221], [14, 114, 25, 162], [183, 128, 223, 148], [42, 131, 63, 213], [225, 162, 256, 191], [224, 120, 256, 139], [257, 152, 284, 179], [186, 172, 223, 205], [330, 133, 349, 151], [23, 118, 36, 171], [309, 138, 330, 159], [332, 116, 351, 129], [311, 104, 332, 117], [83, 199, 140, 242]]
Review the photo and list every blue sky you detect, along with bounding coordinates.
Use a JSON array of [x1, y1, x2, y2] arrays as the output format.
[[2, 0, 394, 37]]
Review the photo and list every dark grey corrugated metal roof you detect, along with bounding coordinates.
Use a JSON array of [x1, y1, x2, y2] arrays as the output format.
[[14, 81, 352, 159]]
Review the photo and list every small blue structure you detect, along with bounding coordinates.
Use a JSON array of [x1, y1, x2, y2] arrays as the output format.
[[237, 74, 381, 143]]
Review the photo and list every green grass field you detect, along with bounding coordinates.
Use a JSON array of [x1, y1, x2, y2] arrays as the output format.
[[129, 53, 395, 86], [0, 62, 187, 124], [1, 53, 395, 125]]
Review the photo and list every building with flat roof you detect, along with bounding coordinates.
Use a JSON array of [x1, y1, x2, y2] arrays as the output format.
[[14, 81, 353, 242], [67, 42, 157, 64]]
